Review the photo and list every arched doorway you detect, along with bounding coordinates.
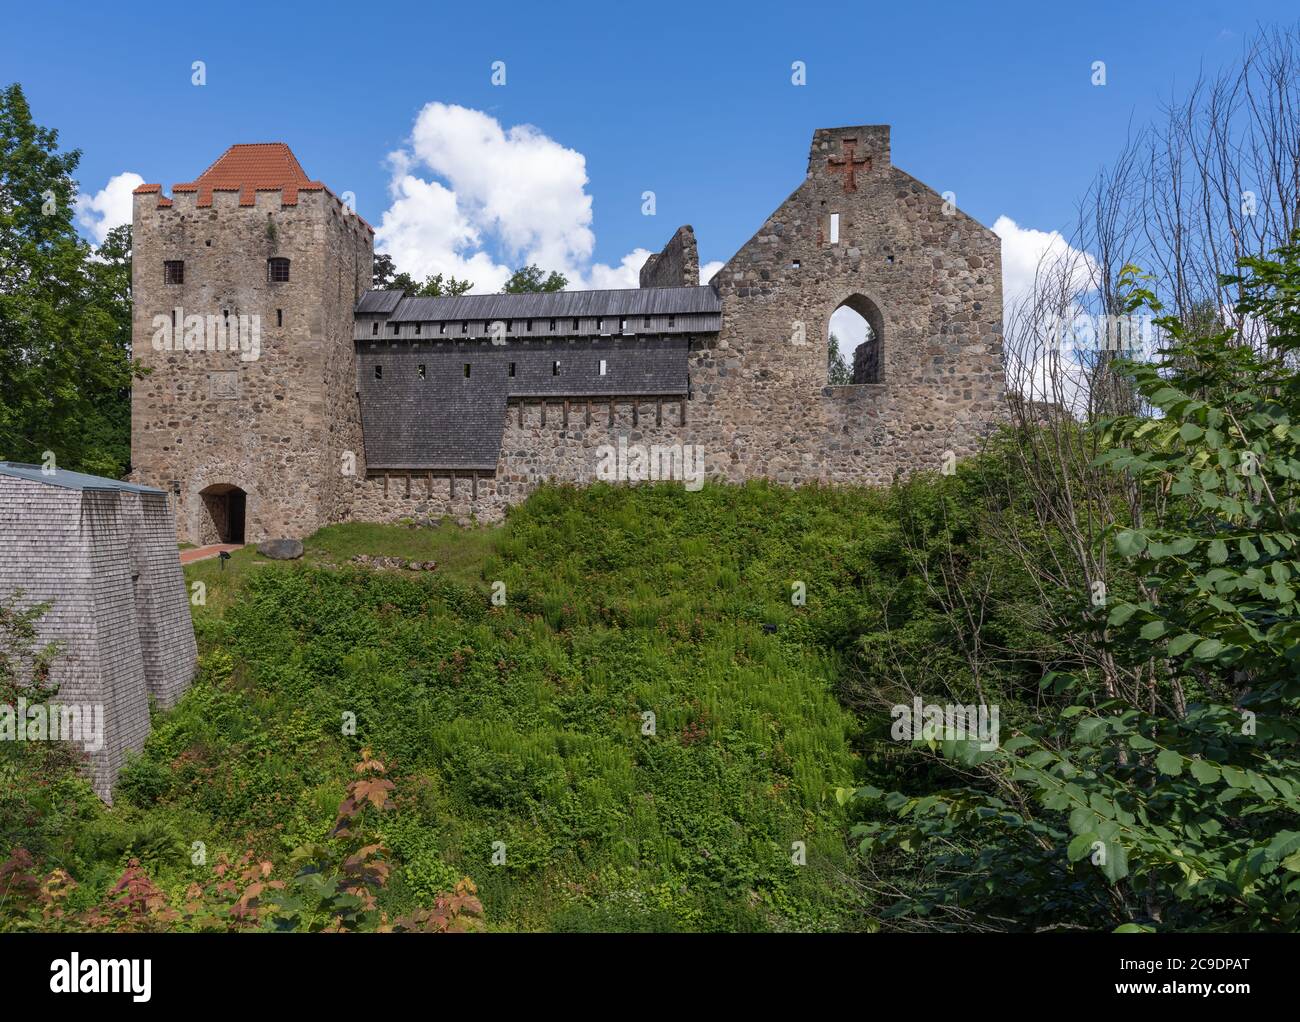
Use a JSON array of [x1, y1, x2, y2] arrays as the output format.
[[828, 294, 884, 384], [199, 483, 247, 544]]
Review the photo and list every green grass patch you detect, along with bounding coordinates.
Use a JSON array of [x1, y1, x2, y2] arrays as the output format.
[[9, 481, 916, 931]]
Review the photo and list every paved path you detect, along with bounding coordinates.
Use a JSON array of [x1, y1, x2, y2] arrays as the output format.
[[179, 543, 243, 565]]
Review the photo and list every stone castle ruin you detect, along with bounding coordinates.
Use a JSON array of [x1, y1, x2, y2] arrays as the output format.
[[130, 126, 1005, 543]]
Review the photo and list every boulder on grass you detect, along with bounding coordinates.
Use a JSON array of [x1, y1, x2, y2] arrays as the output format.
[[258, 538, 304, 560]]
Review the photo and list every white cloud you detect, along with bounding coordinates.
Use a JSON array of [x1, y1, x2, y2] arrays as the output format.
[[587, 248, 653, 290], [698, 259, 724, 287], [829, 304, 869, 351], [377, 103, 720, 294], [994, 215, 1102, 414], [992, 214, 1098, 315], [378, 103, 598, 292], [377, 173, 512, 291], [76, 172, 143, 245]]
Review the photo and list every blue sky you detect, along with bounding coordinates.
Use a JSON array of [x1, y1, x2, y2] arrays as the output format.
[[3, 0, 1295, 296]]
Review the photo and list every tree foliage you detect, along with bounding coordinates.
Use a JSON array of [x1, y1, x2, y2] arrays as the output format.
[[0, 83, 138, 476], [501, 264, 567, 294], [842, 235, 1300, 932]]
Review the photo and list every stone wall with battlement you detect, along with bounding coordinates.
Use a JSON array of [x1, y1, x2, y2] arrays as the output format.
[[132, 127, 1004, 536], [130, 186, 372, 544], [342, 125, 1005, 524]]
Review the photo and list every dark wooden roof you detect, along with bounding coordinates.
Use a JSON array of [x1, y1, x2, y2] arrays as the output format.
[[356, 285, 721, 322]]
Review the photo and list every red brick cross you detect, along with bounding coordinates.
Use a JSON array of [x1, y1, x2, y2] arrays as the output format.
[[827, 140, 870, 192]]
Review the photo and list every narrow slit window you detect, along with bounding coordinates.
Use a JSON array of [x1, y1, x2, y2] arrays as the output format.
[[372, 322, 378, 335], [668, 315, 675, 328], [508, 362, 516, 377], [276, 308, 283, 327], [829, 212, 840, 244], [374, 365, 383, 380], [461, 321, 468, 333], [619, 317, 627, 333], [549, 318, 556, 331], [599, 359, 607, 376], [552, 360, 560, 376], [164, 260, 184, 284], [439, 322, 446, 334], [643, 316, 651, 328], [415, 323, 421, 335], [391, 322, 400, 335], [418, 364, 426, 379], [526, 320, 533, 332], [571, 318, 579, 330], [463, 363, 471, 378]]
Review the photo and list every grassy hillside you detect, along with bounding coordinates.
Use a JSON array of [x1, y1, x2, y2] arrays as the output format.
[[6, 481, 910, 932]]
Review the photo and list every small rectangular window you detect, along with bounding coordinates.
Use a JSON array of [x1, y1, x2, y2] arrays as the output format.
[[164, 260, 184, 284], [439, 322, 446, 334], [463, 363, 471, 378], [461, 321, 468, 333], [415, 323, 421, 335], [549, 318, 556, 331], [619, 317, 627, 333], [829, 212, 840, 244], [276, 308, 283, 327], [552, 360, 560, 376], [506, 320, 513, 333], [643, 316, 650, 328], [526, 320, 533, 332], [508, 362, 516, 377], [418, 364, 426, 379], [596, 318, 603, 332], [391, 322, 400, 335], [267, 257, 290, 283], [791, 259, 801, 269], [372, 322, 378, 335], [572, 318, 579, 330], [668, 315, 675, 328], [599, 359, 607, 376], [374, 365, 383, 380]]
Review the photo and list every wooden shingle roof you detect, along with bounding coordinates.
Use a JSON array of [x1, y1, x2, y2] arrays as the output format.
[[356, 285, 722, 322]]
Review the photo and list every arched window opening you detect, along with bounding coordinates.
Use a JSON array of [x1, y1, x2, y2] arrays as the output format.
[[828, 294, 884, 385]]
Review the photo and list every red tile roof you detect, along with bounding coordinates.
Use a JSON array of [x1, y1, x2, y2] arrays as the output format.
[[134, 143, 371, 229], [172, 143, 320, 206]]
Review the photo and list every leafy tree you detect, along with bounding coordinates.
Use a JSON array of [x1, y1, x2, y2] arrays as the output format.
[[371, 253, 474, 298], [502, 264, 567, 294], [843, 236, 1300, 932], [828, 333, 852, 385], [371, 252, 399, 290], [0, 83, 139, 476]]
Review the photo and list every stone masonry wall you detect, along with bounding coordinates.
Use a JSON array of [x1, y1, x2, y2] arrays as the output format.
[[343, 125, 1005, 524], [131, 188, 372, 544], [638, 226, 701, 288], [348, 397, 696, 523]]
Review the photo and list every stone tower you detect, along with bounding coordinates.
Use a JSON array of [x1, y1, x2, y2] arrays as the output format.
[[130, 143, 373, 544]]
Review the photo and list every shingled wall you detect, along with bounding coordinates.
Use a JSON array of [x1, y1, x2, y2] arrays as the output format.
[[0, 475, 197, 800]]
